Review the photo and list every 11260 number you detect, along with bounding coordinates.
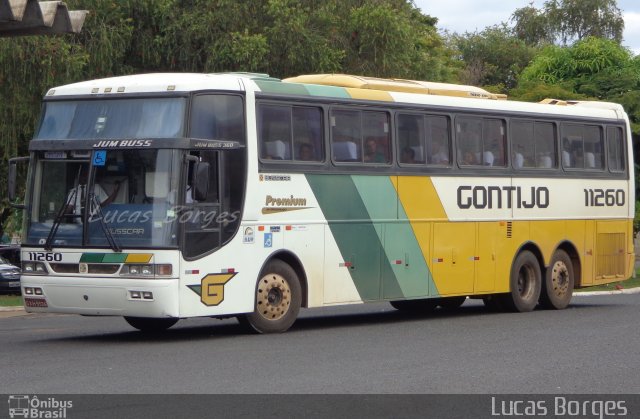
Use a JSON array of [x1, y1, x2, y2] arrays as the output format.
[[583, 189, 625, 207]]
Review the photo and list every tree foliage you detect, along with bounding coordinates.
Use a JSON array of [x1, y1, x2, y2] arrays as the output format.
[[520, 37, 639, 97], [518, 37, 640, 136], [512, 0, 624, 46], [451, 25, 537, 92]]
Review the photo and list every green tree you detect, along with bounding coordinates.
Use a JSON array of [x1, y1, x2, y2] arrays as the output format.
[[451, 25, 537, 92], [512, 0, 624, 46], [518, 37, 640, 135]]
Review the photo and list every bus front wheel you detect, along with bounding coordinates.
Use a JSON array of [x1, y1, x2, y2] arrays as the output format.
[[124, 316, 178, 332], [502, 250, 541, 312], [239, 259, 301, 333], [539, 249, 574, 310]]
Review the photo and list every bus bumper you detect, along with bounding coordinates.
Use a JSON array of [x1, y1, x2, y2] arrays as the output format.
[[20, 275, 179, 318]]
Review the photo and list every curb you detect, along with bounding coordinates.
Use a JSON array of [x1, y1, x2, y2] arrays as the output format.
[[574, 287, 640, 296], [0, 306, 25, 312]]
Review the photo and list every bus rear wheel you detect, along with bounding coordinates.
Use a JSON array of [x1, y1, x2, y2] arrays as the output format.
[[540, 249, 574, 310], [124, 316, 178, 332], [239, 259, 301, 334], [502, 250, 541, 312]]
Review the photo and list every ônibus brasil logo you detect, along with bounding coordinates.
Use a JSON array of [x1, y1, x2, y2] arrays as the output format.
[[8, 395, 72, 418]]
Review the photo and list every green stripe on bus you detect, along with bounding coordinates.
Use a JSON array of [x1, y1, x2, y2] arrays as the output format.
[[254, 80, 310, 96], [304, 84, 351, 98], [79, 253, 104, 263], [102, 254, 128, 263], [352, 176, 436, 299], [307, 174, 402, 301]]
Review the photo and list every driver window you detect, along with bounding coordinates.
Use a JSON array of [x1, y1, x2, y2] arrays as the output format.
[[186, 151, 219, 204]]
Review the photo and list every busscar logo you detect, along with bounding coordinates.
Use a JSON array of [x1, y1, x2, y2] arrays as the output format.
[[8, 395, 73, 418]]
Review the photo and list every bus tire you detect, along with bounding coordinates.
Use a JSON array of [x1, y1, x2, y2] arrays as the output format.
[[502, 250, 542, 312], [124, 316, 178, 332], [240, 259, 301, 334], [390, 298, 438, 313], [438, 296, 466, 310], [540, 249, 574, 310]]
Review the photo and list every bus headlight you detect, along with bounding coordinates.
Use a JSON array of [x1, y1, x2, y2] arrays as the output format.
[[120, 264, 173, 278], [22, 262, 48, 275]]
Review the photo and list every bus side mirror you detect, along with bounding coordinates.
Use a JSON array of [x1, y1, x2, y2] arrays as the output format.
[[192, 161, 210, 202], [8, 156, 29, 209]]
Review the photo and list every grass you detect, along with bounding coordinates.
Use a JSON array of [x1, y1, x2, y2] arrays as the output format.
[[0, 294, 23, 307], [576, 274, 640, 292]]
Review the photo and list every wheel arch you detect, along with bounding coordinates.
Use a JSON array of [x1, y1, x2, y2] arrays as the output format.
[[260, 250, 309, 308], [550, 241, 582, 287], [513, 241, 545, 272]]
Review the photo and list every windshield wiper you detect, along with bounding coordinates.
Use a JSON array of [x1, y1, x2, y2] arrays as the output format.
[[88, 193, 121, 252], [44, 166, 82, 250], [43, 193, 76, 251]]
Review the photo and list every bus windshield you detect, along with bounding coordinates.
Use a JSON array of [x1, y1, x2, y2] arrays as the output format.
[[25, 149, 182, 249], [35, 98, 186, 139]]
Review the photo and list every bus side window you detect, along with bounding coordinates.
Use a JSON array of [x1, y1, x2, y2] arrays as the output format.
[[534, 122, 556, 168], [331, 109, 361, 162], [427, 116, 450, 166], [292, 107, 323, 162], [457, 118, 482, 166], [259, 105, 292, 160], [397, 113, 424, 164], [362, 111, 390, 164], [607, 126, 625, 172], [584, 125, 603, 170]]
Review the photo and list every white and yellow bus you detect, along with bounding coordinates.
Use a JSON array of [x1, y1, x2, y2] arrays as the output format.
[[9, 73, 634, 333]]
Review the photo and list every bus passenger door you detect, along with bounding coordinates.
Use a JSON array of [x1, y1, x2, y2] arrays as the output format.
[[475, 222, 498, 292], [432, 222, 475, 295]]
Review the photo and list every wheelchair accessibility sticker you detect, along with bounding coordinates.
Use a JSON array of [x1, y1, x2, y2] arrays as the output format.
[[92, 150, 107, 166], [264, 233, 272, 248]]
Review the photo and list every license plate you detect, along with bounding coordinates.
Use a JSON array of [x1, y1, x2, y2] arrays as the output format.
[[8, 281, 20, 287], [24, 298, 48, 308]]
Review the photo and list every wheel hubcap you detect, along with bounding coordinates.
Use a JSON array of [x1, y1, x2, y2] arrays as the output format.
[[551, 261, 569, 297], [517, 265, 535, 299], [257, 273, 291, 321]]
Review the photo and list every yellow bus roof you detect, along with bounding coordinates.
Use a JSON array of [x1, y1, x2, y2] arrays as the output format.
[[283, 74, 508, 100]]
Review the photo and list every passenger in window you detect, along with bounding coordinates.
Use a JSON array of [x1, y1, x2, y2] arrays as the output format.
[[431, 142, 449, 164], [462, 151, 478, 165], [364, 138, 385, 163], [297, 143, 315, 161], [401, 147, 416, 164]]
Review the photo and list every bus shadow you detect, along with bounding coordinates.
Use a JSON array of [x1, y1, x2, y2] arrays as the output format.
[[47, 300, 611, 343]]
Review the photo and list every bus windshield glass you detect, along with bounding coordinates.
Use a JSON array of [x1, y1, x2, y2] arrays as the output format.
[[35, 98, 186, 139], [25, 149, 182, 249]]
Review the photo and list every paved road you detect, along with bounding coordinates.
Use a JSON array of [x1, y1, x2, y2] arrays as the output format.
[[0, 293, 638, 394]]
